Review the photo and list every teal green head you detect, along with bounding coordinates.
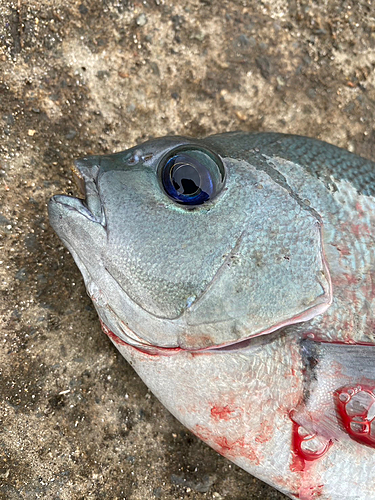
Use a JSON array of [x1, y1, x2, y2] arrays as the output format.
[[48, 133, 331, 350]]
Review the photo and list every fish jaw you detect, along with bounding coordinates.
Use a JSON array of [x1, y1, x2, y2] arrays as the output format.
[[48, 194, 182, 349], [48, 194, 107, 286]]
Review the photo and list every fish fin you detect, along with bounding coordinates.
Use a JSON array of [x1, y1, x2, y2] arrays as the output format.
[[291, 340, 375, 457]]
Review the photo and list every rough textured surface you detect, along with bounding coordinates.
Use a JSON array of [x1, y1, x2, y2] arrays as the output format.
[[1, 0, 375, 499]]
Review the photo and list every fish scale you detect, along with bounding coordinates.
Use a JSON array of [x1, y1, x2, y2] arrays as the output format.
[[48, 132, 375, 499]]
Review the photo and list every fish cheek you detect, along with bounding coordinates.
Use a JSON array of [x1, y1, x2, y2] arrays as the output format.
[[178, 200, 330, 348], [97, 170, 245, 321]]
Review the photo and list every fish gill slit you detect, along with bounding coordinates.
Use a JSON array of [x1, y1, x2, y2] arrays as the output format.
[[259, 154, 323, 224]]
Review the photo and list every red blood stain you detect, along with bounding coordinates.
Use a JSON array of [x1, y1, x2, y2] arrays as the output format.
[[288, 419, 331, 499], [298, 483, 325, 500], [331, 267, 375, 307], [349, 222, 370, 238], [194, 425, 260, 464], [356, 201, 365, 217], [254, 420, 274, 444], [100, 321, 128, 346], [214, 436, 232, 452], [335, 245, 351, 256], [289, 417, 332, 467], [302, 331, 375, 347], [335, 384, 375, 448], [290, 421, 307, 472], [210, 405, 236, 421], [133, 345, 183, 356], [182, 333, 215, 349]]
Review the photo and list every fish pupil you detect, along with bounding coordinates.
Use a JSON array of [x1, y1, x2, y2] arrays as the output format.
[[172, 164, 201, 196]]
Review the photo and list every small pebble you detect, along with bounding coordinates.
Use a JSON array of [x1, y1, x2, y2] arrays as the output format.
[[136, 14, 147, 26]]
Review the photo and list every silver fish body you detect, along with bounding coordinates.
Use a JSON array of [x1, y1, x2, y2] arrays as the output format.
[[48, 132, 375, 499]]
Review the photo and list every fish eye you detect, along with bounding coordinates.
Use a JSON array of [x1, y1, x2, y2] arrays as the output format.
[[159, 146, 226, 206]]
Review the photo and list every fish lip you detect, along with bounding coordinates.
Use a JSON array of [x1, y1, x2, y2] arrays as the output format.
[[49, 193, 104, 226], [49, 157, 106, 226]]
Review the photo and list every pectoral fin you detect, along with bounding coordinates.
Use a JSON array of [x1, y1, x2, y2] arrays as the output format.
[[291, 340, 375, 459]]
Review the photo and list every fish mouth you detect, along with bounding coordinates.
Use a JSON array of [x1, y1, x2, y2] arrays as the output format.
[[49, 158, 106, 228], [49, 193, 104, 226], [70, 159, 106, 225]]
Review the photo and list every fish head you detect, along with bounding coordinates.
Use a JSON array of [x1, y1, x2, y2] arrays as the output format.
[[48, 135, 331, 350]]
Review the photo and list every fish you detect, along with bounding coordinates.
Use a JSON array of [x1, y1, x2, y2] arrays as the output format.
[[48, 132, 375, 500]]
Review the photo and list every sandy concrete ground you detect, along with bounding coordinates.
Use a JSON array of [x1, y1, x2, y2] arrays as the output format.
[[1, 0, 375, 498]]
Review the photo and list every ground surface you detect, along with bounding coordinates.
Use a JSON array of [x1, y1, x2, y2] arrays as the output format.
[[1, 0, 375, 499]]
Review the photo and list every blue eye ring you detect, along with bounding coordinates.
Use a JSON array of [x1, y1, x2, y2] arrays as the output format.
[[158, 146, 226, 206]]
